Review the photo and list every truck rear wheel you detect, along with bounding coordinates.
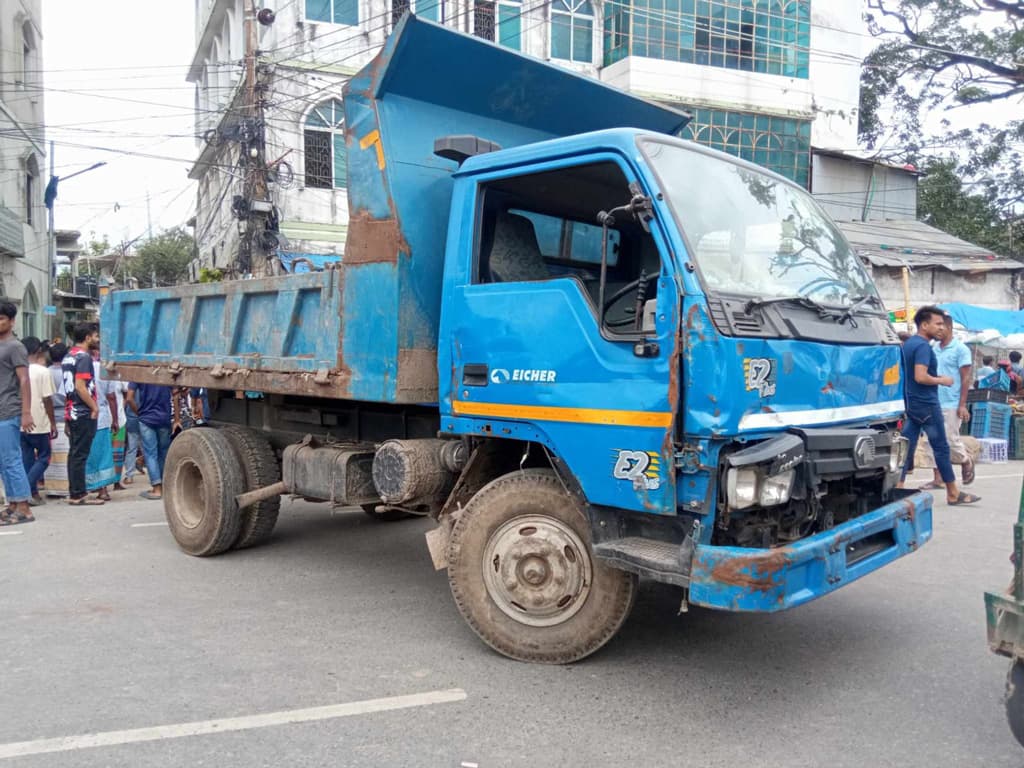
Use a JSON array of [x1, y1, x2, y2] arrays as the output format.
[[220, 426, 281, 549], [447, 469, 636, 663], [163, 428, 244, 557]]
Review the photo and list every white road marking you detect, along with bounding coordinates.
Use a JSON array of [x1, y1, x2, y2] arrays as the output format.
[[130, 522, 168, 528], [0, 530, 23, 536], [0, 689, 467, 760]]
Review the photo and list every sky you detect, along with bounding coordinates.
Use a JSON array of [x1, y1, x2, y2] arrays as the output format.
[[42, 0, 199, 248]]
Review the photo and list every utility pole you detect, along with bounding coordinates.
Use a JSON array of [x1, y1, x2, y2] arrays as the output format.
[[146, 190, 153, 239], [238, 0, 269, 277], [47, 140, 55, 334]]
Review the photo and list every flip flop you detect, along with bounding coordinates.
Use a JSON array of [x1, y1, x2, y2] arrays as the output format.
[[918, 481, 944, 490], [67, 497, 105, 506], [0, 510, 34, 524], [962, 460, 976, 486], [948, 492, 981, 506], [140, 492, 163, 501]]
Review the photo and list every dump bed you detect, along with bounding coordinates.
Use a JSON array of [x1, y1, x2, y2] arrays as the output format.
[[103, 15, 688, 403]]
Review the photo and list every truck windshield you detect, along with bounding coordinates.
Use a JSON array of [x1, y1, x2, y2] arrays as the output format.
[[640, 139, 875, 307]]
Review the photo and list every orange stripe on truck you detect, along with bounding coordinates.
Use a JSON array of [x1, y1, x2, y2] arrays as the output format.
[[451, 400, 673, 428]]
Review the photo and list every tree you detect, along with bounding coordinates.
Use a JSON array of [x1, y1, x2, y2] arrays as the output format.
[[130, 228, 195, 288], [917, 158, 1019, 257], [860, 1, 1024, 208]]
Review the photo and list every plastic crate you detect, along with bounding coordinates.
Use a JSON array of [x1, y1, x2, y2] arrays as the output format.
[[971, 402, 1013, 441], [1011, 415, 1024, 460], [979, 438, 1009, 464], [968, 388, 1011, 404]]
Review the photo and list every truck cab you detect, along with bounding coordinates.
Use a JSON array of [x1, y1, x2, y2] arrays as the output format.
[[430, 124, 927, 630]]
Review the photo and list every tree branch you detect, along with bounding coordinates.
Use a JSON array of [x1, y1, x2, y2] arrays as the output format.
[[980, 0, 1024, 19]]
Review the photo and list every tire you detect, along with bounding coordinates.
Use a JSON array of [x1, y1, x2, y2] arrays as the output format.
[[447, 469, 637, 664], [1006, 660, 1024, 748], [361, 503, 413, 522], [163, 428, 244, 557], [220, 426, 281, 549]]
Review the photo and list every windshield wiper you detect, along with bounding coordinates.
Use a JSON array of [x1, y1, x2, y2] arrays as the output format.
[[838, 294, 886, 325], [743, 295, 837, 317]]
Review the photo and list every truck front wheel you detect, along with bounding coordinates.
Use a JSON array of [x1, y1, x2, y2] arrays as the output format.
[[447, 469, 636, 663], [163, 428, 244, 557]]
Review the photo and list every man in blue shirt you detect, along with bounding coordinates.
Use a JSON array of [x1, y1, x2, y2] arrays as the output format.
[[917, 312, 976, 488], [125, 382, 177, 501], [976, 356, 996, 381], [900, 306, 979, 505]]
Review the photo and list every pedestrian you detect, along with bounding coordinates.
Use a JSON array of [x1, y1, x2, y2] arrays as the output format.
[[126, 381, 176, 500], [85, 351, 118, 500], [976, 355, 997, 381], [62, 323, 104, 506], [1011, 351, 1024, 393], [44, 342, 70, 497], [121, 389, 142, 486], [916, 312, 976, 490], [110, 380, 128, 491], [19, 337, 56, 507], [899, 306, 980, 505], [0, 303, 35, 524]]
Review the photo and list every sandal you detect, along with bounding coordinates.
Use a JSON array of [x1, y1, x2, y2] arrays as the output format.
[[962, 460, 976, 486], [948, 492, 981, 506], [918, 481, 944, 491], [0, 509, 34, 525], [67, 497, 105, 506], [140, 491, 163, 501]]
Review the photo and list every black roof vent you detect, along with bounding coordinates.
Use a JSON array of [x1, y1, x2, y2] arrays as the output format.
[[433, 135, 502, 166]]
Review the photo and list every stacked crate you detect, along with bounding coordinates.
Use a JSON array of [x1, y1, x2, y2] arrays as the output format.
[[1011, 415, 1024, 460], [971, 402, 1013, 441]]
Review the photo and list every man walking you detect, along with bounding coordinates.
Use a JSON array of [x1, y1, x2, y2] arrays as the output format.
[[917, 312, 976, 489], [20, 337, 56, 506], [126, 381, 175, 500], [63, 323, 104, 506], [0, 304, 35, 525], [900, 306, 979, 506]]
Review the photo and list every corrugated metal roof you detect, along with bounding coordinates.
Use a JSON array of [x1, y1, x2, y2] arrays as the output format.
[[835, 219, 1024, 273]]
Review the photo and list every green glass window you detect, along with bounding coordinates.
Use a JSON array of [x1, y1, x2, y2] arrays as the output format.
[[601, 0, 809, 78], [552, 0, 594, 63], [306, 0, 358, 25], [304, 99, 347, 190], [682, 107, 810, 187], [474, 0, 522, 50]]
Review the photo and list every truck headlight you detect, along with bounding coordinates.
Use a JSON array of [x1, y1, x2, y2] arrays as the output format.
[[890, 436, 909, 474], [727, 467, 759, 509], [759, 470, 794, 507]]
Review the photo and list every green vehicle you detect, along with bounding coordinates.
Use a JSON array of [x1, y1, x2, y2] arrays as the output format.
[[986, 480, 1024, 747]]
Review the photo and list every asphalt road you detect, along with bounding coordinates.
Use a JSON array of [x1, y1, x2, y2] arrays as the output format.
[[2, 464, 1023, 767]]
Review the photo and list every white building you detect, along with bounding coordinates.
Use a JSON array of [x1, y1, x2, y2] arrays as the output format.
[[0, 0, 47, 337], [188, 0, 863, 274]]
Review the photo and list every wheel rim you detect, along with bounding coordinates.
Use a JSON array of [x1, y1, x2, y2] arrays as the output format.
[[173, 459, 206, 529], [481, 514, 592, 628]]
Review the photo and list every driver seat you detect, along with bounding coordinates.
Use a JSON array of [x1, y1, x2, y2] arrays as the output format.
[[487, 212, 549, 283]]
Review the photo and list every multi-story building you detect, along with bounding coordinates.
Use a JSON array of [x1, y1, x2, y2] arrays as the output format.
[[0, 0, 47, 336], [188, 0, 862, 274]]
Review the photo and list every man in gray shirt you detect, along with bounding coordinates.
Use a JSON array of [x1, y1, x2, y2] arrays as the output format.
[[0, 302, 35, 524]]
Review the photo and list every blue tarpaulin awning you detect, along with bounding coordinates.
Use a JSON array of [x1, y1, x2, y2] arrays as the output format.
[[940, 302, 1024, 337]]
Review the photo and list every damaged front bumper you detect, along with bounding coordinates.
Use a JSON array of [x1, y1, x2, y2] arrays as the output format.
[[688, 489, 932, 612]]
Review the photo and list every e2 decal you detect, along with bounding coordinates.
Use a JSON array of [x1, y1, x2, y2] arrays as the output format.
[[744, 357, 777, 398], [612, 449, 662, 491]]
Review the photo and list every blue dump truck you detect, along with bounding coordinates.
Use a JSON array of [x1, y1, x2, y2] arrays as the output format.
[[102, 17, 932, 663]]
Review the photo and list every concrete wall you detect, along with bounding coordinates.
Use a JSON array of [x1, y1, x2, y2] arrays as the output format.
[[812, 154, 918, 223], [871, 265, 1021, 314], [0, 0, 49, 337]]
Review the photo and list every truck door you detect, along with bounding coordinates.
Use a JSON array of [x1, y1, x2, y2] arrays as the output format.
[[444, 155, 680, 514]]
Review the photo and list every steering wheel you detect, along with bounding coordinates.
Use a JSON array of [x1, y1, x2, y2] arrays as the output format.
[[603, 274, 658, 329]]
